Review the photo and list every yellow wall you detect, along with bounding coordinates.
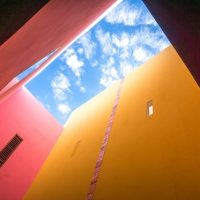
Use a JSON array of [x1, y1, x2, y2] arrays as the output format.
[[24, 80, 120, 200], [24, 46, 200, 200]]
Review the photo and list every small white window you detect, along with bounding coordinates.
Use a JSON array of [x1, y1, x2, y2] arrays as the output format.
[[147, 100, 153, 116]]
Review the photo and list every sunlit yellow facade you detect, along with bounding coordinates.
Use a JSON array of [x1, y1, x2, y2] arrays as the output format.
[[24, 46, 200, 200]]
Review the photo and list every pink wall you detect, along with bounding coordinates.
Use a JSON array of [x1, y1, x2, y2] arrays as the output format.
[[0, 87, 62, 200]]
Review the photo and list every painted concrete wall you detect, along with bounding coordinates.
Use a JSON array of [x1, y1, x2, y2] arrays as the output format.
[[24, 46, 200, 200], [0, 87, 62, 200]]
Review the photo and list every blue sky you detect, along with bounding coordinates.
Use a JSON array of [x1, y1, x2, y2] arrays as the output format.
[[18, 0, 170, 125]]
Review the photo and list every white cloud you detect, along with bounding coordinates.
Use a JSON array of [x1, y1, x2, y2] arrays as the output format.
[[80, 86, 86, 93], [100, 57, 120, 88], [105, 2, 140, 26], [91, 60, 98, 67], [51, 73, 70, 90], [57, 103, 71, 115], [95, 25, 169, 84], [130, 27, 169, 52], [142, 12, 157, 26], [95, 28, 116, 56], [51, 72, 72, 119], [156, 40, 169, 51], [61, 48, 84, 77], [133, 47, 152, 62], [110, 67, 119, 79], [74, 76, 86, 93], [77, 48, 84, 54], [51, 72, 70, 101], [66, 55, 83, 77], [111, 32, 131, 60], [77, 32, 96, 59], [60, 48, 87, 93], [112, 32, 130, 48], [119, 61, 134, 77], [105, 1, 157, 27], [100, 76, 116, 88], [119, 49, 130, 60], [52, 88, 67, 101], [95, 25, 169, 64], [95, 24, 170, 87]]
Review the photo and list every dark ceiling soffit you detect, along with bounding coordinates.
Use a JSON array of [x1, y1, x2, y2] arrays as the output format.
[[143, 0, 200, 86], [0, 0, 49, 45]]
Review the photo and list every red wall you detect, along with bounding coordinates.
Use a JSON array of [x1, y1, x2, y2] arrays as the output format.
[[0, 87, 62, 200]]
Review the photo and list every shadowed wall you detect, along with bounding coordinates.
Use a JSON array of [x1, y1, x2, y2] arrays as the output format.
[[143, 0, 200, 86]]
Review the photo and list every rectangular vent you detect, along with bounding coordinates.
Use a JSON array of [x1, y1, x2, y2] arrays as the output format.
[[0, 134, 23, 168]]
